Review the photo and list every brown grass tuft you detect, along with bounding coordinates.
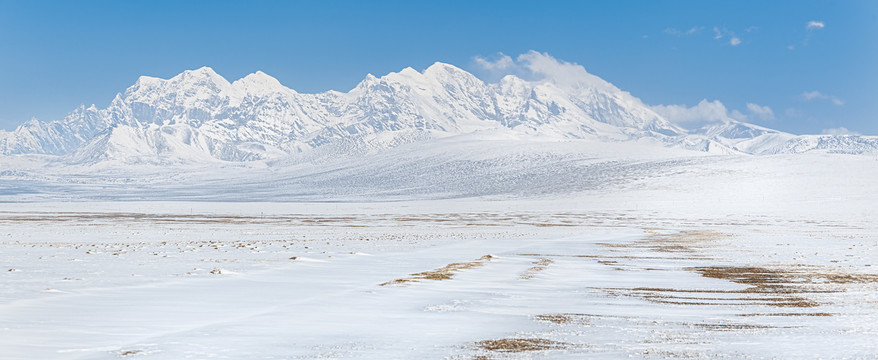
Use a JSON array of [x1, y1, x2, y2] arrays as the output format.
[[520, 257, 554, 279], [379, 255, 494, 286], [534, 313, 591, 325], [476, 338, 568, 352]]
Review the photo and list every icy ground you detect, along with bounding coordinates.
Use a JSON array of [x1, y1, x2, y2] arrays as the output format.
[[1, 152, 878, 359]]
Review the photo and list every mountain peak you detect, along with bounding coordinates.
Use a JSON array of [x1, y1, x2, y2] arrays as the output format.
[[399, 66, 418, 74], [232, 71, 292, 95], [351, 73, 380, 91], [396, 67, 421, 79], [6, 60, 871, 161], [187, 66, 221, 77], [424, 62, 467, 77], [134, 75, 163, 86], [168, 66, 231, 89], [124, 67, 233, 102], [498, 74, 529, 88], [421, 62, 485, 90]]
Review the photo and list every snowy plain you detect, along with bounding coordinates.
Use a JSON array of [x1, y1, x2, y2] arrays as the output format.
[[1, 60, 877, 359], [2, 138, 878, 359]]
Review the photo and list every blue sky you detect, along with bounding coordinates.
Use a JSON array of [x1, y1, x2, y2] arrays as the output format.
[[1, 0, 875, 135]]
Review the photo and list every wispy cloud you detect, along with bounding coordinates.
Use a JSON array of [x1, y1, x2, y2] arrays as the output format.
[[746, 103, 775, 120], [794, 20, 826, 48], [652, 99, 775, 126], [801, 91, 822, 100], [822, 127, 860, 136], [473, 53, 515, 71], [652, 99, 733, 125], [713, 27, 745, 46], [662, 25, 745, 46], [664, 27, 701, 36], [473, 51, 611, 90], [802, 91, 844, 106]]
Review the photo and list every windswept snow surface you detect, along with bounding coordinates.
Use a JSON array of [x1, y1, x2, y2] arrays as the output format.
[[1, 145, 878, 359]]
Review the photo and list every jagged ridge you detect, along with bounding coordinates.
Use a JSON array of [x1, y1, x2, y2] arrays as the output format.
[[1, 63, 875, 164]]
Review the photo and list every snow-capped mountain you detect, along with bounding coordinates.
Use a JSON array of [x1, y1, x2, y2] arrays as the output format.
[[768, 134, 878, 154], [678, 121, 797, 155], [678, 121, 878, 155], [0, 63, 685, 163], [1, 63, 875, 164]]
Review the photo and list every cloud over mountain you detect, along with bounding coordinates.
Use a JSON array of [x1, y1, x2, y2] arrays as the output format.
[[1, 53, 875, 164]]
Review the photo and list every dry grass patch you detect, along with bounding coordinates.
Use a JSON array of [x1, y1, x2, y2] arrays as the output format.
[[738, 312, 835, 317], [598, 230, 725, 257], [693, 323, 782, 331], [598, 287, 818, 309], [604, 265, 878, 310], [518, 253, 703, 261], [534, 313, 591, 325], [476, 338, 569, 352], [520, 257, 553, 279], [379, 255, 494, 286], [692, 265, 878, 289]]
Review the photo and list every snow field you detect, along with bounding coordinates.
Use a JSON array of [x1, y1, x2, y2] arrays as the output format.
[[1, 200, 877, 359]]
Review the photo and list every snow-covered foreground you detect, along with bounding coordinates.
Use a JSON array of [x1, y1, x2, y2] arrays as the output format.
[[3, 52, 877, 358], [2, 188, 877, 359], [2, 150, 878, 359]]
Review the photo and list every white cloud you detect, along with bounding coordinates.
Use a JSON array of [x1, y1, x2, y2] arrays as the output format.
[[517, 51, 599, 89], [802, 91, 822, 100], [472, 53, 527, 82], [821, 127, 860, 136], [475, 52, 775, 128], [746, 103, 775, 120], [664, 28, 682, 35], [474, 53, 515, 71], [665, 27, 700, 36], [802, 90, 844, 106], [801, 21, 825, 46], [712, 27, 744, 46], [807, 21, 825, 30], [730, 109, 747, 122], [651, 99, 735, 125], [652, 99, 775, 126], [473, 51, 613, 90]]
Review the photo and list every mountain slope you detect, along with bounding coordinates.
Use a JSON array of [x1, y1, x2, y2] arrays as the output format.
[[0, 64, 688, 163], [1, 63, 875, 164]]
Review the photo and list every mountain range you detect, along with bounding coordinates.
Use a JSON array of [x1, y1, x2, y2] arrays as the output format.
[[1, 62, 876, 164]]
